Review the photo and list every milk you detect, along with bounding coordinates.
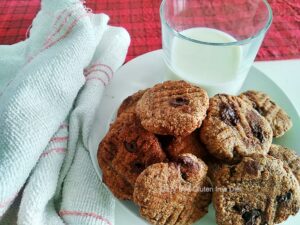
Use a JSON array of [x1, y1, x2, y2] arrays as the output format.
[[165, 27, 246, 96]]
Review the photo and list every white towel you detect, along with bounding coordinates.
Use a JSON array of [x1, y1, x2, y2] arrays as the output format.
[[0, 0, 130, 224]]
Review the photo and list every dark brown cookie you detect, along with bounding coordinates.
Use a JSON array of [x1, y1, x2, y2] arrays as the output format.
[[98, 112, 167, 200], [213, 155, 300, 225], [117, 89, 147, 117], [239, 90, 292, 137], [133, 154, 212, 225], [136, 80, 209, 136], [200, 94, 273, 163], [167, 130, 207, 160], [269, 144, 300, 183]]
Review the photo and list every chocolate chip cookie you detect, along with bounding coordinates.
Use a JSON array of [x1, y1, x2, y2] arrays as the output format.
[[133, 154, 212, 225], [167, 130, 207, 160], [213, 154, 300, 225], [239, 90, 292, 138], [136, 80, 209, 136], [269, 144, 300, 183], [200, 94, 273, 163], [98, 112, 167, 200], [117, 89, 147, 117]]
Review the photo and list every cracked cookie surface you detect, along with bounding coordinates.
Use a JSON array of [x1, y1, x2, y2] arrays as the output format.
[[136, 80, 209, 136], [200, 94, 273, 163], [133, 154, 212, 225], [98, 112, 167, 200], [239, 90, 292, 137], [213, 155, 300, 225]]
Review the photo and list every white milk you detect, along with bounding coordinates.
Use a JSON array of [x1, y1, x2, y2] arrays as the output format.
[[165, 27, 246, 96]]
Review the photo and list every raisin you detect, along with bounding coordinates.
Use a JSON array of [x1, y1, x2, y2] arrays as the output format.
[[244, 160, 260, 175], [252, 102, 264, 115], [242, 209, 261, 225], [276, 191, 292, 204], [220, 103, 239, 126], [169, 97, 189, 107], [124, 141, 137, 153]]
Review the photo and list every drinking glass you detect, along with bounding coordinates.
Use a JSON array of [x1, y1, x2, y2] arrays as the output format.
[[160, 0, 272, 96]]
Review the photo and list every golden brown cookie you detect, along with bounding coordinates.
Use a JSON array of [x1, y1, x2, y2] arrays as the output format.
[[117, 89, 147, 117], [167, 130, 207, 160], [200, 94, 273, 163], [98, 112, 167, 200], [213, 154, 300, 225], [136, 80, 209, 136], [268, 144, 300, 183], [133, 154, 212, 225], [239, 90, 292, 137]]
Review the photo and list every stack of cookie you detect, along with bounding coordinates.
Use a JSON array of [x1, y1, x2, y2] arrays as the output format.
[[98, 80, 300, 225]]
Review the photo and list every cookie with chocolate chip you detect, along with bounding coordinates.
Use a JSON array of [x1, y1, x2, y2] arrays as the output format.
[[133, 154, 212, 225], [213, 154, 300, 225], [136, 80, 209, 136], [117, 89, 148, 117], [269, 144, 300, 183], [239, 90, 292, 137], [200, 94, 273, 163], [98, 112, 167, 200], [167, 130, 207, 160]]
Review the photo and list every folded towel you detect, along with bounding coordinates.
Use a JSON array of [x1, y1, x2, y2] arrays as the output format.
[[0, 0, 130, 224]]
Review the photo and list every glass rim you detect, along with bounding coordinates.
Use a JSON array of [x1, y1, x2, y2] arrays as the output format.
[[160, 0, 273, 46]]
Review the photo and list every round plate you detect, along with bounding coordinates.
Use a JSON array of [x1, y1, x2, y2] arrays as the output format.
[[89, 50, 300, 225]]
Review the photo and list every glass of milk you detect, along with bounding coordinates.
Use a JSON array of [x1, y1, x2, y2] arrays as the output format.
[[160, 0, 272, 96]]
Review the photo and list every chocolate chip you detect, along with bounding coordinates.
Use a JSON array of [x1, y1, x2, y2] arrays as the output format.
[[233, 205, 261, 225], [276, 191, 292, 204], [131, 162, 145, 173], [220, 103, 239, 126], [169, 97, 189, 107], [181, 172, 188, 181], [242, 209, 261, 225], [244, 160, 260, 175], [250, 122, 264, 143], [177, 156, 199, 171], [124, 141, 137, 153]]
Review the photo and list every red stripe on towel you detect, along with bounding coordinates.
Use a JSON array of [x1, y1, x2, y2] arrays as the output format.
[[41, 148, 66, 158], [60, 210, 112, 225], [50, 136, 69, 142]]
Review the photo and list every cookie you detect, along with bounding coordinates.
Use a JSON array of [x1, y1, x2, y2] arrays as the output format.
[[200, 94, 273, 163], [133, 154, 212, 225], [268, 144, 300, 183], [167, 130, 207, 160], [239, 90, 292, 137], [117, 89, 147, 117], [98, 112, 167, 200], [136, 80, 209, 136], [213, 154, 300, 225]]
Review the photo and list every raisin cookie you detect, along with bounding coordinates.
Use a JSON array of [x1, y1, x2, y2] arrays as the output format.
[[167, 130, 207, 160], [239, 90, 292, 137], [98, 112, 167, 200], [200, 94, 273, 163], [136, 80, 209, 136], [133, 154, 212, 225], [117, 89, 147, 117], [269, 144, 300, 183], [213, 155, 300, 225]]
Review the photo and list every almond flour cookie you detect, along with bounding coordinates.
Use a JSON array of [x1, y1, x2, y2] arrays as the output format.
[[200, 94, 273, 163], [239, 90, 292, 137], [117, 89, 147, 117], [136, 80, 209, 136], [133, 154, 212, 225], [213, 155, 300, 225], [98, 112, 167, 200], [268, 144, 300, 183], [167, 130, 207, 160]]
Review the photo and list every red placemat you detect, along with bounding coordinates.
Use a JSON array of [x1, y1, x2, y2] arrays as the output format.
[[0, 0, 299, 61]]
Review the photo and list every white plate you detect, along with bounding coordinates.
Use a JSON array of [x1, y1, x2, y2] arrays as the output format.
[[89, 50, 300, 225]]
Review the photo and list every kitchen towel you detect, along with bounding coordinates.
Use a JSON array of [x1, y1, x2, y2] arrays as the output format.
[[0, 0, 130, 224]]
